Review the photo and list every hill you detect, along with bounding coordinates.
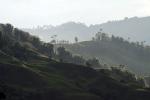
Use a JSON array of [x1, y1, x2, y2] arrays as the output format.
[[62, 34, 150, 76], [23, 16, 150, 44], [0, 23, 150, 100]]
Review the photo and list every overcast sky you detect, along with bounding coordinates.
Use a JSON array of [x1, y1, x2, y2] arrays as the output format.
[[0, 0, 149, 28]]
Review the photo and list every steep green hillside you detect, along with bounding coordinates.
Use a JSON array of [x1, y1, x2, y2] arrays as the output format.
[[0, 54, 150, 100]]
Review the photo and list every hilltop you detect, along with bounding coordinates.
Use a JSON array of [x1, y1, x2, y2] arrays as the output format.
[[62, 33, 150, 76]]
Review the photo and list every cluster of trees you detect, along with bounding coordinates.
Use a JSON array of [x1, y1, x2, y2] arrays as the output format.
[[0, 24, 14, 49], [93, 30, 148, 48], [50, 40, 70, 45], [0, 23, 101, 68], [100, 66, 145, 88], [0, 23, 54, 60], [92, 30, 150, 60], [93, 31, 109, 41], [56, 46, 102, 68], [0, 24, 35, 49], [50, 35, 78, 44]]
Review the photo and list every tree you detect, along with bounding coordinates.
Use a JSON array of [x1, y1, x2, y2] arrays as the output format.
[[5, 24, 14, 35], [31, 36, 41, 47], [0, 24, 14, 47], [86, 61, 92, 67], [51, 35, 57, 44], [57, 47, 72, 62], [0, 31, 4, 49], [92, 37, 95, 41], [111, 35, 115, 41], [95, 29, 109, 41], [50, 40, 56, 44], [72, 55, 85, 65], [13, 28, 31, 42], [0, 24, 13, 35], [86, 57, 101, 68], [95, 32, 101, 40], [11, 42, 28, 60], [101, 33, 109, 41], [75, 37, 78, 43], [43, 43, 54, 59]]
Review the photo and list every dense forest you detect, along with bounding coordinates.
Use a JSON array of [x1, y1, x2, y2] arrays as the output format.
[[0, 23, 150, 100]]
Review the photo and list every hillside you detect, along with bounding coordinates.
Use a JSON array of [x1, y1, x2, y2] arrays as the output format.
[[0, 24, 150, 100], [23, 16, 150, 44], [62, 35, 150, 76], [1, 53, 150, 100]]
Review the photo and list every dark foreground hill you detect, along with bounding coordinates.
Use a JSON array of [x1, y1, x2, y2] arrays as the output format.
[[1, 51, 150, 100], [0, 24, 150, 100]]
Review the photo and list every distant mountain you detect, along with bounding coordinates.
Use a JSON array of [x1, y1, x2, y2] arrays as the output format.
[[23, 22, 92, 42], [23, 16, 150, 44], [96, 16, 150, 44]]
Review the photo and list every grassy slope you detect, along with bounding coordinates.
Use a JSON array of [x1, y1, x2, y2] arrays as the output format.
[[0, 50, 150, 100]]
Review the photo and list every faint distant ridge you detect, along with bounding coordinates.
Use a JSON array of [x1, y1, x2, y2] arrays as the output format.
[[22, 16, 150, 44]]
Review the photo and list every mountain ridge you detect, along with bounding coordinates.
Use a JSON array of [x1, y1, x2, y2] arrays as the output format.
[[23, 16, 150, 44]]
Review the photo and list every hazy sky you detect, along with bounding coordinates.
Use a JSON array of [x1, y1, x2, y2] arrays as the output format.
[[0, 0, 149, 28]]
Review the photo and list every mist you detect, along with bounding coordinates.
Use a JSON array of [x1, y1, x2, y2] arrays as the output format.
[[0, 0, 149, 28]]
